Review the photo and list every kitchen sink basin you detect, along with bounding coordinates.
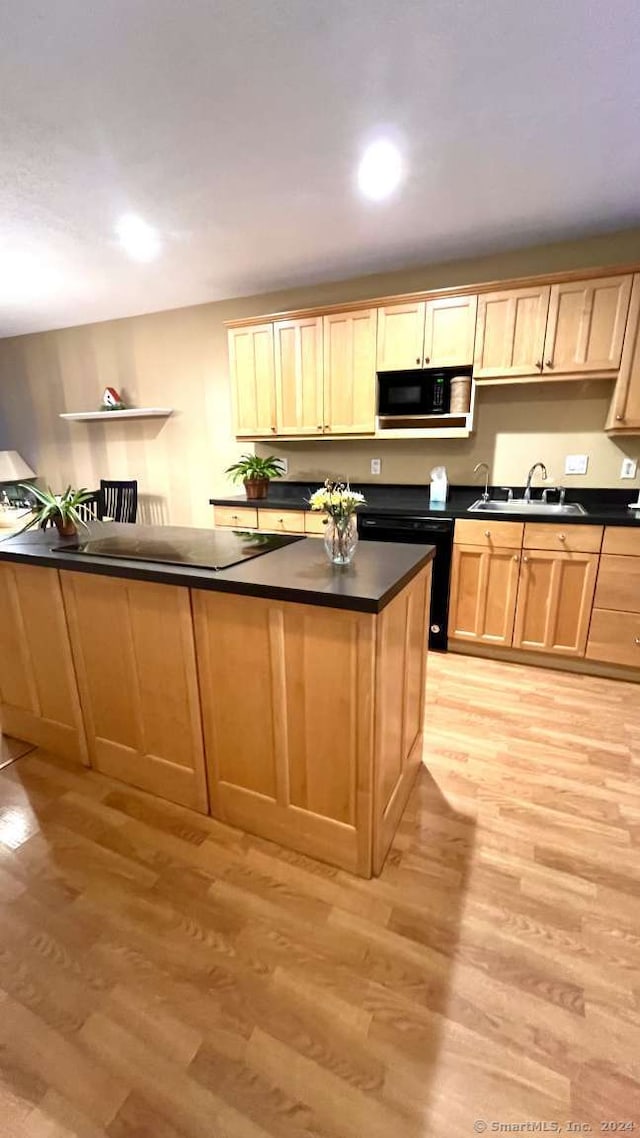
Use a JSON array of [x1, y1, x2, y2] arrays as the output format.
[[468, 499, 587, 516]]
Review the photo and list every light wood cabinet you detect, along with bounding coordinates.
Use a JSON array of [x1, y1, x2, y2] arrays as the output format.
[[228, 323, 277, 437], [606, 274, 640, 434], [587, 609, 640, 669], [454, 518, 524, 549], [542, 275, 632, 375], [523, 523, 603, 554], [192, 564, 430, 877], [595, 555, 640, 614], [213, 506, 258, 529], [474, 285, 550, 378], [602, 526, 640, 556], [377, 301, 425, 370], [323, 309, 377, 434], [423, 294, 477, 367], [257, 510, 306, 534], [274, 316, 324, 435], [62, 572, 208, 812], [0, 563, 87, 764], [377, 295, 476, 371], [448, 545, 520, 645], [512, 550, 598, 656]]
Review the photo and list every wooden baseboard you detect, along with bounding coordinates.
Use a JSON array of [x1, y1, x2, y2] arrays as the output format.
[[449, 640, 640, 683]]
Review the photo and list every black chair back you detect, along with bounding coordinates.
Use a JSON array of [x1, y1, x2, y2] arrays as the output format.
[[99, 479, 138, 523]]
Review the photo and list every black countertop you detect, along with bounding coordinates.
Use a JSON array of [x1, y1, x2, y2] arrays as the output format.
[[0, 522, 434, 614], [210, 482, 640, 527]]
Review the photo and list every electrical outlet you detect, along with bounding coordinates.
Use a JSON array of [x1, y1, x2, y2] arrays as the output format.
[[564, 454, 589, 476], [370, 458, 381, 475], [278, 457, 289, 475], [621, 457, 638, 479]]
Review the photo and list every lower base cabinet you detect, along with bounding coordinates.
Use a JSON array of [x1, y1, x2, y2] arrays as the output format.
[[0, 563, 87, 764], [587, 609, 640, 668], [61, 572, 209, 812], [448, 545, 520, 645], [513, 550, 599, 656]]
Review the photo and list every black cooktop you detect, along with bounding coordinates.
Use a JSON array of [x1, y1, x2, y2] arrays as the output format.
[[54, 526, 303, 570]]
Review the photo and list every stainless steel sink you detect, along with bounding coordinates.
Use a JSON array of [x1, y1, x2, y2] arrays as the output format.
[[468, 499, 587, 516]]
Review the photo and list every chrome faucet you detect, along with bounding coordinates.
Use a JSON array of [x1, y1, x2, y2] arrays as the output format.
[[473, 462, 490, 502], [524, 462, 548, 503]]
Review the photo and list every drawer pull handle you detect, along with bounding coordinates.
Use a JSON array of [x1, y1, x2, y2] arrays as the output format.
[[484, 530, 491, 538], [558, 533, 566, 541]]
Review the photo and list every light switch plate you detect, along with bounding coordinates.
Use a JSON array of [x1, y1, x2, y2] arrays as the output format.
[[370, 458, 381, 475], [621, 457, 638, 479], [564, 454, 589, 476]]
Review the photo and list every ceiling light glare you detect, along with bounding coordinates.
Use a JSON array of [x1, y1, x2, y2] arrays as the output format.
[[357, 140, 404, 201], [115, 214, 161, 262]]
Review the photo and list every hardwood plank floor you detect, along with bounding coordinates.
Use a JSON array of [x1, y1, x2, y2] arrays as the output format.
[[1, 651, 639, 1136]]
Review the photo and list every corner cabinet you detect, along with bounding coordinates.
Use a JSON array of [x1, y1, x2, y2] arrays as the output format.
[[323, 308, 377, 434], [606, 273, 640, 434], [228, 324, 277, 437]]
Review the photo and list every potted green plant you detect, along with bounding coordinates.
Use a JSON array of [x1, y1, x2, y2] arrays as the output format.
[[224, 454, 285, 500], [17, 484, 95, 537]]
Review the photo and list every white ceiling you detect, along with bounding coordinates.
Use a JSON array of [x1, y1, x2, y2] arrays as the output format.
[[2, 0, 640, 337]]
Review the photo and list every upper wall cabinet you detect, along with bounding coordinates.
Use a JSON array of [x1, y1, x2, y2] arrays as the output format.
[[274, 316, 324, 436], [474, 285, 551, 378], [323, 309, 377, 434], [228, 324, 277, 437], [607, 273, 640, 434], [542, 275, 632, 375], [377, 294, 477, 371]]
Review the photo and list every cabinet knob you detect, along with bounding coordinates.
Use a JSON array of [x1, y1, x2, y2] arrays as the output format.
[[324, 424, 330, 430], [231, 514, 238, 520], [523, 555, 529, 563], [558, 533, 566, 541], [484, 530, 491, 538], [317, 425, 323, 431], [635, 638, 640, 647], [513, 554, 519, 562], [415, 357, 420, 365], [424, 356, 430, 365], [616, 414, 625, 422], [545, 359, 554, 368], [535, 360, 542, 370], [271, 425, 277, 432]]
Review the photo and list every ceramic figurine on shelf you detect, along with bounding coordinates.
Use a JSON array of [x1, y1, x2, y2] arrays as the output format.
[[100, 386, 127, 412]]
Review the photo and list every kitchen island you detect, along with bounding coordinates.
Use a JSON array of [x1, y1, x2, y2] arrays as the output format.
[[0, 523, 434, 876]]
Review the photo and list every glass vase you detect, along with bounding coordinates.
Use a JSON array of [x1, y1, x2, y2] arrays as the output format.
[[323, 515, 358, 565]]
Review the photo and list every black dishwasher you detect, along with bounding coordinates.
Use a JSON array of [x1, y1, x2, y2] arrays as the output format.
[[358, 514, 453, 651]]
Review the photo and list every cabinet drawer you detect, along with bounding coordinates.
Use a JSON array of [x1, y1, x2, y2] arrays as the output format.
[[602, 526, 640, 557], [304, 512, 327, 536], [454, 518, 523, 549], [586, 608, 640, 669], [523, 523, 603, 553], [214, 506, 258, 529], [595, 555, 640, 613], [257, 509, 306, 534]]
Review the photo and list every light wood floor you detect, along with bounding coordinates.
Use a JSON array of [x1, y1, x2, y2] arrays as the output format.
[[1, 652, 639, 1137]]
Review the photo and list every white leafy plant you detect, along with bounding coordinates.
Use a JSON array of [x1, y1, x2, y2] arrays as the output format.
[[308, 480, 366, 522]]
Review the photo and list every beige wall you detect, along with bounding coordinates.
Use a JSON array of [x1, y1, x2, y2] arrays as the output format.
[[1, 227, 640, 526]]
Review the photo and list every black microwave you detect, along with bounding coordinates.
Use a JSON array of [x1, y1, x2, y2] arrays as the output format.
[[377, 365, 471, 417]]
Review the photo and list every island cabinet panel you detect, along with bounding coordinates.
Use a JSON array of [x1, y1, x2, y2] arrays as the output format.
[[192, 590, 376, 875], [0, 563, 87, 764], [61, 572, 208, 812], [372, 563, 431, 874], [512, 550, 598, 657]]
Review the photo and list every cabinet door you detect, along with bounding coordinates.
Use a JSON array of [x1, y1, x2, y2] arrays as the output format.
[[513, 551, 598, 656], [274, 316, 324, 435], [228, 324, 276, 437], [474, 286, 550, 378], [376, 302, 426, 371], [62, 573, 208, 812], [448, 545, 520, 645], [424, 294, 477, 367], [0, 564, 87, 764], [543, 275, 632, 374], [606, 274, 640, 433], [323, 309, 377, 433]]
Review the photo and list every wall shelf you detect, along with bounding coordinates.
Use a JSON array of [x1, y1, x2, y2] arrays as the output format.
[[60, 408, 173, 422]]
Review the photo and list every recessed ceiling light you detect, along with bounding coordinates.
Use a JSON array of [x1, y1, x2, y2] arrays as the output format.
[[115, 214, 161, 262], [357, 140, 404, 201]]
